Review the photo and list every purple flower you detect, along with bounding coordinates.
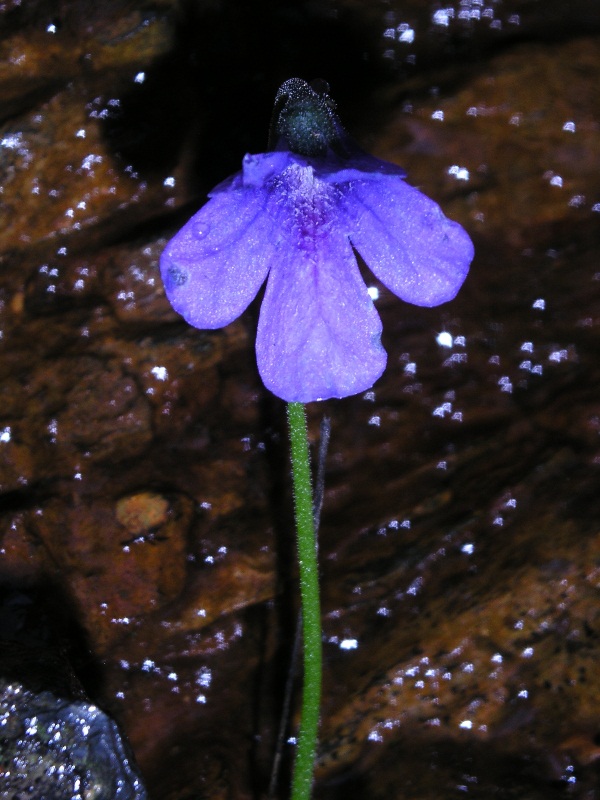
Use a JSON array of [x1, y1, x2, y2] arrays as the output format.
[[161, 79, 473, 402]]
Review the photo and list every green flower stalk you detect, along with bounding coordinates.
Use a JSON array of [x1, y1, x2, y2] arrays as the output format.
[[287, 402, 322, 800]]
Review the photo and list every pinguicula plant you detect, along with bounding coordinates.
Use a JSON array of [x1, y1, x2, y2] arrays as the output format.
[[160, 78, 473, 800]]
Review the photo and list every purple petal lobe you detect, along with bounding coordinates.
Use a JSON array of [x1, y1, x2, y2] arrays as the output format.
[[241, 151, 295, 188], [160, 187, 274, 329], [256, 230, 386, 402], [344, 176, 473, 307]]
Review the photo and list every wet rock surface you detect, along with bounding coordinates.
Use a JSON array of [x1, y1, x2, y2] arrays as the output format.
[[0, 592, 147, 799], [0, 674, 147, 800], [1, 1, 600, 798]]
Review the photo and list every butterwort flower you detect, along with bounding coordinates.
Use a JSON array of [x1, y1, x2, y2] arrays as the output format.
[[161, 79, 473, 402]]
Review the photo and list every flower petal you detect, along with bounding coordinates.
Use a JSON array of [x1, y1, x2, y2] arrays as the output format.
[[344, 176, 473, 306], [160, 186, 274, 329], [256, 231, 386, 402]]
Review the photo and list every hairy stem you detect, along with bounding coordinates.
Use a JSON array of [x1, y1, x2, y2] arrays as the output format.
[[287, 402, 322, 800]]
